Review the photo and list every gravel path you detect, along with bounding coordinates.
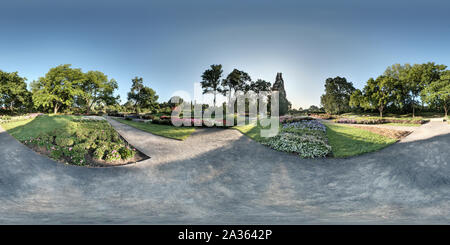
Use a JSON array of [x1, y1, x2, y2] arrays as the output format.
[[0, 118, 449, 224]]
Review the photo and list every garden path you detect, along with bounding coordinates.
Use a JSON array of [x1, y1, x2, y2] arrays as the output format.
[[0, 119, 449, 224]]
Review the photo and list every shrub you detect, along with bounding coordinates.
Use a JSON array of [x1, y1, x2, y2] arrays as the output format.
[[262, 133, 331, 158], [152, 118, 172, 125], [119, 146, 136, 160], [55, 137, 75, 147], [49, 146, 64, 159], [105, 146, 122, 162], [93, 146, 107, 160]]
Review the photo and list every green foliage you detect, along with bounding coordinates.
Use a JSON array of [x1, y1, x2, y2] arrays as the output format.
[[31, 64, 85, 114], [320, 76, 355, 114], [105, 144, 122, 162], [114, 118, 195, 140], [201, 64, 223, 107], [221, 69, 252, 97], [93, 146, 107, 160], [55, 137, 74, 147], [422, 70, 450, 117], [0, 70, 32, 112], [325, 123, 396, 157], [2, 115, 140, 166], [78, 70, 119, 114], [119, 146, 136, 160], [127, 77, 159, 113]]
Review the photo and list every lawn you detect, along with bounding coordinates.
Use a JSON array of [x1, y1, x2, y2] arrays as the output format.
[[1, 115, 147, 166], [233, 122, 270, 143], [0, 115, 80, 139], [234, 120, 397, 158], [113, 118, 195, 140], [324, 123, 396, 158]]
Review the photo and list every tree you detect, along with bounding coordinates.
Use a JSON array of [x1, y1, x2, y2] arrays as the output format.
[[250, 79, 271, 94], [127, 77, 159, 113], [31, 64, 84, 114], [422, 70, 450, 118], [308, 105, 320, 112], [349, 89, 364, 110], [320, 76, 355, 114], [0, 70, 31, 112], [361, 76, 395, 117], [78, 70, 119, 114], [200, 64, 223, 108], [168, 96, 184, 108], [221, 69, 252, 102]]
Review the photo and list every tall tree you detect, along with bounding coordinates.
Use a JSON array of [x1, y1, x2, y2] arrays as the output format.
[[383, 64, 411, 113], [200, 64, 223, 108], [250, 79, 272, 94], [422, 70, 450, 118], [78, 70, 119, 114], [349, 89, 364, 110], [127, 77, 159, 113], [361, 76, 395, 118], [0, 70, 31, 112], [221, 69, 252, 102], [320, 76, 355, 114], [31, 64, 84, 114]]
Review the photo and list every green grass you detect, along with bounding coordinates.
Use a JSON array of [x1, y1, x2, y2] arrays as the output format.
[[384, 123, 422, 127], [0, 115, 80, 139], [233, 123, 269, 143], [234, 121, 397, 158], [324, 123, 396, 158], [114, 118, 195, 140]]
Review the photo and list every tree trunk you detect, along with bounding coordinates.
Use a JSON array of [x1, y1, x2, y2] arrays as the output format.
[[54, 104, 60, 114], [412, 104, 415, 118], [445, 105, 448, 119], [379, 106, 383, 118], [213, 91, 216, 109]]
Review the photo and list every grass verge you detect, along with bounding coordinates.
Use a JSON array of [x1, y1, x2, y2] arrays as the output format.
[[114, 118, 195, 140], [324, 123, 396, 158]]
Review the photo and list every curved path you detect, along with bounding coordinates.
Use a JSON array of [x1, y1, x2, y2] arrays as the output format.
[[0, 119, 449, 224]]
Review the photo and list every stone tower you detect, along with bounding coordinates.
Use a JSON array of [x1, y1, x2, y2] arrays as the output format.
[[271, 72, 291, 115], [272, 72, 285, 91]]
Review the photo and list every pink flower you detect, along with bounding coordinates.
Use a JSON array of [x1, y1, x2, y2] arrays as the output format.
[[69, 147, 72, 151]]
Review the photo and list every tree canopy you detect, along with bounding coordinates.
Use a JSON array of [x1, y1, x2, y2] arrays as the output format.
[[31, 64, 85, 114], [127, 76, 159, 113], [200, 64, 223, 108], [422, 70, 450, 117], [78, 70, 119, 113], [320, 76, 355, 114], [0, 70, 31, 112]]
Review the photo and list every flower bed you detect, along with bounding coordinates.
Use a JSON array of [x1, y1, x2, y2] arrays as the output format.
[[19, 119, 147, 166], [335, 117, 428, 125], [279, 115, 315, 124], [261, 119, 332, 158], [0, 113, 43, 123], [309, 113, 335, 120]]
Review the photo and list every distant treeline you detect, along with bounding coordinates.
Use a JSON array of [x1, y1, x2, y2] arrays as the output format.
[[319, 62, 449, 117]]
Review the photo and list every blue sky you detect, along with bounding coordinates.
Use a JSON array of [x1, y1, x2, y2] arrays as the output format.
[[1, 0, 450, 109]]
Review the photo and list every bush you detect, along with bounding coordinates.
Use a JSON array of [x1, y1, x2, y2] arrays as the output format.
[[105, 145, 122, 162], [262, 133, 331, 158], [152, 118, 172, 125], [119, 146, 136, 160], [49, 146, 64, 159], [93, 146, 107, 160], [55, 137, 75, 147]]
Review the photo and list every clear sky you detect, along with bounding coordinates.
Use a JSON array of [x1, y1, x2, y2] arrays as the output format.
[[1, 0, 450, 109]]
